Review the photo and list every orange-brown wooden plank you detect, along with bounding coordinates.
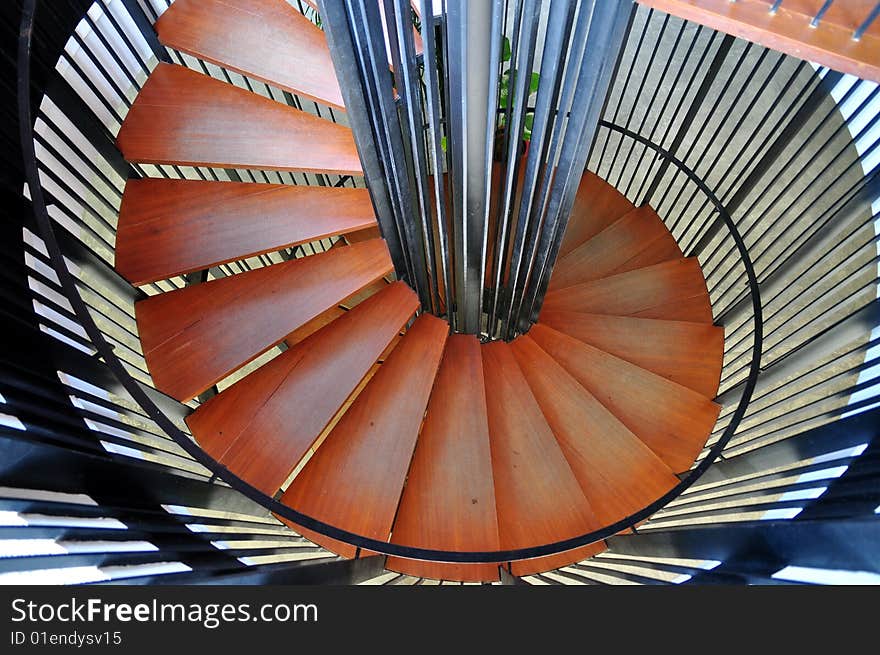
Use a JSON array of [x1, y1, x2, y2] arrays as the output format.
[[639, 0, 880, 83], [510, 541, 607, 577], [538, 311, 723, 397], [345, 226, 382, 244], [186, 281, 418, 495], [280, 313, 449, 558], [557, 172, 635, 258], [482, 340, 599, 550], [511, 336, 680, 526], [284, 306, 347, 348], [155, 0, 344, 109], [387, 334, 501, 582], [542, 258, 714, 323], [384, 559, 501, 583], [116, 179, 376, 285], [528, 324, 721, 473], [116, 63, 361, 174], [631, 292, 714, 323], [137, 238, 392, 402], [550, 206, 682, 291]]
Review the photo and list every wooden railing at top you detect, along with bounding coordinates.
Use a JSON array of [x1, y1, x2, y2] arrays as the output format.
[[638, 0, 880, 82]]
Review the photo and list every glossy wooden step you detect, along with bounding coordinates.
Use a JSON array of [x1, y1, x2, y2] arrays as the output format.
[[538, 311, 723, 397], [384, 559, 501, 583], [550, 206, 682, 291], [558, 172, 635, 258], [542, 258, 714, 323], [284, 306, 347, 349], [137, 238, 392, 402], [510, 542, 607, 577], [387, 335, 501, 583], [156, 0, 344, 110], [528, 324, 721, 473], [482, 341, 599, 550], [280, 313, 449, 558], [641, 0, 880, 83], [511, 336, 680, 525], [116, 63, 361, 174], [186, 281, 418, 495], [116, 179, 376, 285]]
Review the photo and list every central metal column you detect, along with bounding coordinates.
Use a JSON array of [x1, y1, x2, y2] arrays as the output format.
[[447, 0, 504, 333], [319, 0, 635, 339]]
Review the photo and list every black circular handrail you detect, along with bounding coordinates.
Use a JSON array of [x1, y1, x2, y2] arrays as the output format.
[[17, 0, 762, 564]]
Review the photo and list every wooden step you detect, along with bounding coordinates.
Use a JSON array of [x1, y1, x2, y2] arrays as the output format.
[[116, 63, 361, 174], [528, 324, 721, 473], [542, 258, 713, 323], [345, 226, 382, 245], [481, 341, 599, 550], [510, 335, 680, 525], [155, 0, 344, 109], [538, 311, 723, 397], [186, 281, 418, 495], [550, 206, 682, 291], [137, 238, 392, 402], [387, 335, 501, 583], [557, 172, 635, 258], [384, 559, 501, 584], [116, 179, 376, 285], [284, 306, 347, 349], [642, 0, 880, 84], [279, 313, 449, 558], [510, 541, 607, 577]]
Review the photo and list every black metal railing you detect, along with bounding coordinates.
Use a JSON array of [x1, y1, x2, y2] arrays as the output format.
[[17, 0, 764, 563]]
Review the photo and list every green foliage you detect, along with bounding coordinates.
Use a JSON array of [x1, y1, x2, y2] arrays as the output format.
[[441, 37, 539, 152], [498, 37, 540, 142]]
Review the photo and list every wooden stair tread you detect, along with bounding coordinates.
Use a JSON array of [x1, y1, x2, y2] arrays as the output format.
[[155, 0, 344, 109], [116, 179, 376, 285], [557, 171, 635, 258], [542, 258, 714, 323], [388, 335, 501, 581], [482, 340, 599, 549], [510, 542, 607, 577], [279, 313, 449, 558], [137, 238, 392, 402], [641, 0, 880, 84], [550, 205, 682, 291], [116, 63, 361, 174], [384, 559, 500, 583], [511, 336, 680, 526], [186, 281, 418, 495], [345, 226, 382, 245], [538, 311, 723, 397], [528, 324, 721, 473], [284, 306, 347, 349]]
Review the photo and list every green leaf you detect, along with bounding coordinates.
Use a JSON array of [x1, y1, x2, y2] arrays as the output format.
[[523, 113, 534, 131], [502, 36, 511, 62], [441, 135, 447, 152], [529, 72, 540, 95]]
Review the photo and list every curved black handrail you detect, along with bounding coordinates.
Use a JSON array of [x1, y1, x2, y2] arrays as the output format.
[[17, 0, 763, 564]]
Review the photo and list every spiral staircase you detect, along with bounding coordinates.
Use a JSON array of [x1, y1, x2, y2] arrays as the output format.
[[5, 0, 880, 586], [99, 0, 725, 582]]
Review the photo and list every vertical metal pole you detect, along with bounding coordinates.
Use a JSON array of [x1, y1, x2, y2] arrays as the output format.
[[445, 0, 502, 333], [419, 1, 455, 322], [520, 1, 636, 331]]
